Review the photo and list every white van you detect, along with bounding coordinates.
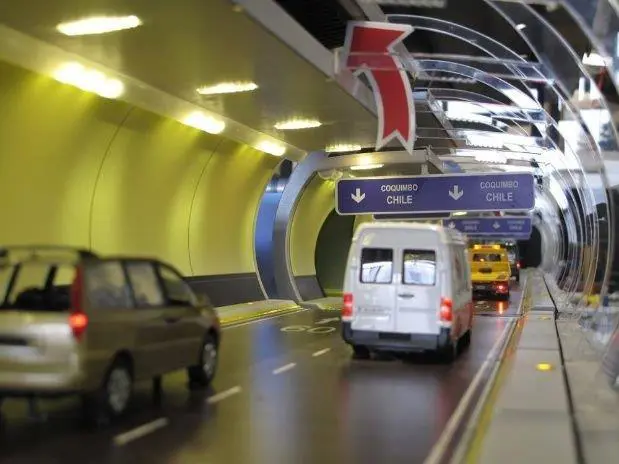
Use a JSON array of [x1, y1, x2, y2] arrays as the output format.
[[341, 222, 473, 362]]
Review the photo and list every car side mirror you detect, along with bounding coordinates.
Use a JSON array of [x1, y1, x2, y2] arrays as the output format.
[[196, 293, 212, 308]]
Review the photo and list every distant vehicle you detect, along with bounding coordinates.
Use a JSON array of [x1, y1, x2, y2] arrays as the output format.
[[469, 244, 511, 300], [0, 246, 220, 425], [505, 243, 521, 283], [341, 222, 473, 363]]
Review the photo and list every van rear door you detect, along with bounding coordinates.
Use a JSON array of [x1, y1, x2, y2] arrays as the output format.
[[351, 247, 396, 332], [394, 248, 441, 335]]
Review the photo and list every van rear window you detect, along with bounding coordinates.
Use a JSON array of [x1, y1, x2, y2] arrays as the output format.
[[472, 253, 503, 262], [403, 250, 436, 286], [360, 248, 393, 284]]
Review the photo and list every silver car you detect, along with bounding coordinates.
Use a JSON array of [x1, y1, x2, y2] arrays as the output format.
[[0, 246, 221, 425]]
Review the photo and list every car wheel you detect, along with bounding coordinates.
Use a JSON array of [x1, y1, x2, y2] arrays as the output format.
[[462, 329, 472, 348], [188, 334, 218, 390], [83, 357, 133, 426], [352, 345, 371, 360]]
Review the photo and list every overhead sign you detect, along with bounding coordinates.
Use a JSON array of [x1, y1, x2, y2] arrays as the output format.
[[373, 212, 450, 221], [444, 217, 532, 236], [336, 173, 535, 215], [342, 21, 415, 154]]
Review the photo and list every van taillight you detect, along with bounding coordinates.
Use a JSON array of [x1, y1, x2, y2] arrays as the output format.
[[69, 266, 88, 341], [440, 297, 453, 322], [343, 293, 353, 317]]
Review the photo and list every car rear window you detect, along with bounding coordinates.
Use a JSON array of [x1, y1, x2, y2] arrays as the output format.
[[360, 248, 393, 284], [472, 253, 503, 262], [403, 249, 436, 286], [0, 261, 77, 311]]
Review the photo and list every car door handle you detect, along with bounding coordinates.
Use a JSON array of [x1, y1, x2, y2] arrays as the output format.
[[398, 293, 415, 299], [164, 317, 180, 324]]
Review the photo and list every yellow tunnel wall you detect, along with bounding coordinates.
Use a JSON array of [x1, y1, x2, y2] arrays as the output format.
[[289, 177, 335, 277], [0, 60, 279, 276]]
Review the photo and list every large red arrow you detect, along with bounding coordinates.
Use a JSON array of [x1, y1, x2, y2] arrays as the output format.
[[342, 21, 416, 154]]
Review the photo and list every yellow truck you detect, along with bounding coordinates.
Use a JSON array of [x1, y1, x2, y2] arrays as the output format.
[[468, 244, 511, 300]]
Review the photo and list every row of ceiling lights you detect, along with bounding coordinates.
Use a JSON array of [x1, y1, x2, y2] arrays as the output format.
[[54, 15, 366, 155]]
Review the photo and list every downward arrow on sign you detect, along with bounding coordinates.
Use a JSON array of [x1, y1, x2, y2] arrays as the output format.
[[493, 222, 501, 229], [343, 22, 415, 154], [351, 188, 365, 203], [448, 185, 464, 200]]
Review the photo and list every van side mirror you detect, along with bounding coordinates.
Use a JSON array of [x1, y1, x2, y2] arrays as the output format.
[[196, 293, 213, 308]]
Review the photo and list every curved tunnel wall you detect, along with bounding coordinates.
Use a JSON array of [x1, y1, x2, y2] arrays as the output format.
[[314, 210, 355, 297], [289, 176, 334, 300], [0, 60, 279, 306]]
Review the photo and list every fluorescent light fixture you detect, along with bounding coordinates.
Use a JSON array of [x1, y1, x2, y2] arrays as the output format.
[[56, 15, 142, 36], [196, 82, 258, 95], [350, 163, 383, 171], [452, 211, 466, 216], [182, 111, 226, 134], [274, 119, 322, 130], [53, 62, 124, 99], [326, 143, 362, 153], [256, 141, 286, 157], [516, 23, 527, 30]]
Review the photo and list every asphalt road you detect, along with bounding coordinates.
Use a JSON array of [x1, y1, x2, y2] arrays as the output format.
[[0, 285, 524, 464]]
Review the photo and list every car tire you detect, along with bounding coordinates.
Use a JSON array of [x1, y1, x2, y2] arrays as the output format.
[[462, 329, 472, 348], [83, 357, 133, 426], [352, 345, 371, 360], [188, 334, 218, 390]]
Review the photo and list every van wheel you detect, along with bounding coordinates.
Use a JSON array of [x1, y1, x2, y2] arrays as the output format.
[[188, 334, 218, 390], [83, 358, 133, 426], [462, 329, 472, 349], [352, 345, 371, 360], [439, 339, 458, 363]]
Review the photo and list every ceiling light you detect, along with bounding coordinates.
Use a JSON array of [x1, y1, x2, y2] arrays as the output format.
[[56, 15, 142, 36], [350, 163, 384, 171], [582, 52, 610, 67], [516, 23, 527, 30], [53, 62, 124, 99], [256, 141, 286, 157], [196, 82, 258, 95], [326, 143, 362, 153], [452, 211, 466, 216], [274, 119, 322, 130], [182, 111, 226, 134]]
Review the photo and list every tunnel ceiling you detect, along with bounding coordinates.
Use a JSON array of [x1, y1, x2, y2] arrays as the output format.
[[0, 0, 384, 154]]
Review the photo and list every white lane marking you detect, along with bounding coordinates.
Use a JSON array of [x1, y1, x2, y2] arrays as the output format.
[[223, 308, 309, 330], [272, 363, 296, 375], [423, 321, 512, 464], [312, 348, 331, 357], [206, 386, 242, 404], [114, 417, 169, 446]]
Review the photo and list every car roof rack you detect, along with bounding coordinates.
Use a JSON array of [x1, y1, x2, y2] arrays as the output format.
[[0, 245, 99, 260]]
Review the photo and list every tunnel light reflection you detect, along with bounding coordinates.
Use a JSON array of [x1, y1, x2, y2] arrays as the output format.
[[256, 141, 286, 157], [196, 82, 258, 95], [274, 119, 322, 130], [182, 112, 226, 134], [56, 15, 142, 36], [350, 163, 383, 171], [53, 62, 124, 99], [326, 143, 362, 153]]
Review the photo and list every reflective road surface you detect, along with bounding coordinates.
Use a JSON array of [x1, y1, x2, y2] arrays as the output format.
[[0, 286, 523, 464]]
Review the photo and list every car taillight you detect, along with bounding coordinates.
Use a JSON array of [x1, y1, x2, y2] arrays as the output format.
[[69, 266, 88, 341], [343, 293, 353, 317], [516, 261, 521, 269], [440, 297, 453, 322]]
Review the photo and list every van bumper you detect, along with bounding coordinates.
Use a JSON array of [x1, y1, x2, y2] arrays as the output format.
[[342, 322, 449, 352]]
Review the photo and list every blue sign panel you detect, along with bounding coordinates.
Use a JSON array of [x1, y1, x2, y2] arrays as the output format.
[[373, 212, 451, 221], [443, 217, 532, 236], [335, 173, 535, 215]]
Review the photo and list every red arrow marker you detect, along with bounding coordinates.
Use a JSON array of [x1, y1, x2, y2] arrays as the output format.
[[342, 21, 416, 154]]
